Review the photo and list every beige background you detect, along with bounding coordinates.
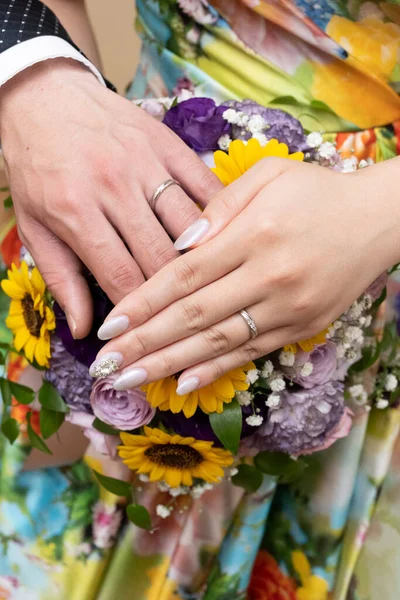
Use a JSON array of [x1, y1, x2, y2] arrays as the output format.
[[87, 0, 140, 93]]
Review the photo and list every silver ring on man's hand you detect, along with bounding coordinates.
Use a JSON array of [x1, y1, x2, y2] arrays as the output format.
[[239, 309, 259, 340], [150, 179, 183, 211]]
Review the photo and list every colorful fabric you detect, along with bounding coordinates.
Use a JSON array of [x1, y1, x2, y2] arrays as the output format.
[[2, 1, 400, 599]]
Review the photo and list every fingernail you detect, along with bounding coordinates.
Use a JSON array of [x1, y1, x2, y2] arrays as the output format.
[[113, 368, 148, 391], [176, 376, 200, 396], [98, 315, 130, 340], [66, 311, 77, 339], [174, 218, 210, 251], [89, 352, 124, 378]]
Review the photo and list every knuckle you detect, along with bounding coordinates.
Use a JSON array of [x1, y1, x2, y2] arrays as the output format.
[[173, 259, 198, 295], [136, 294, 154, 323], [209, 360, 225, 382], [160, 351, 176, 376], [151, 245, 177, 272], [131, 331, 148, 356], [203, 326, 231, 354], [219, 186, 240, 214], [240, 342, 260, 361], [181, 300, 206, 333], [108, 264, 141, 293]]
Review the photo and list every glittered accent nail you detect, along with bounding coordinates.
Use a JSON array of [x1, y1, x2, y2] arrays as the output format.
[[89, 352, 123, 378]]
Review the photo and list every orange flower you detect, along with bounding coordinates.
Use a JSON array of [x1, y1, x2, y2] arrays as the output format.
[[248, 551, 297, 600], [0, 225, 22, 268], [336, 129, 376, 161], [11, 402, 41, 436]]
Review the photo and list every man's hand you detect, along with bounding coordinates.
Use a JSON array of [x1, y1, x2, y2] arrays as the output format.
[[0, 59, 222, 337]]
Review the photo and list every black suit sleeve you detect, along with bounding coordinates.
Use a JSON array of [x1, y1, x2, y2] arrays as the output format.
[[0, 0, 116, 91]]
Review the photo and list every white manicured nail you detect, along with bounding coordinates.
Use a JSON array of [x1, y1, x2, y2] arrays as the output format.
[[89, 352, 124, 378], [98, 315, 130, 340], [113, 368, 148, 390], [174, 219, 210, 250], [176, 376, 200, 396]]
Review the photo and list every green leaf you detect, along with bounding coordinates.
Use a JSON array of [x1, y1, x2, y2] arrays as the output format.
[[38, 381, 68, 413], [40, 408, 65, 439], [93, 417, 118, 435], [254, 451, 294, 476], [3, 196, 12, 209], [349, 342, 380, 374], [231, 464, 263, 493], [27, 412, 52, 454], [126, 504, 152, 530], [280, 460, 309, 483], [92, 470, 132, 496], [269, 95, 301, 107], [1, 417, 19, 444], [0, 378, 12, 411], [209, 400, 242, 455], [309, 99, 336, 114], [0, 186, 9, 192], [9, 381, 35, 405]]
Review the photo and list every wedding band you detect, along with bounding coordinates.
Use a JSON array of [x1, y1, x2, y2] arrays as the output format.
[[150, 179, 183, 210], [239, 309, 259, 339]]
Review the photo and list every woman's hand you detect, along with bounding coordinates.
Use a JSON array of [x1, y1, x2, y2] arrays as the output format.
[[0, 59, 221, 338], [92, 157, 398, 392]]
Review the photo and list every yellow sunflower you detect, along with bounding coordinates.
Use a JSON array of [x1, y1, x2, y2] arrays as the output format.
[[284, 329, 330, 355], [118, 426, 233, 488], [143, 362, 255, 419], [212, 138, 304, 185], [1, 262, 55, 367]]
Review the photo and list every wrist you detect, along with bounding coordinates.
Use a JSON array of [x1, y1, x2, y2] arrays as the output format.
[[0, 58, 100, 136], [355, 158, 400, 272]]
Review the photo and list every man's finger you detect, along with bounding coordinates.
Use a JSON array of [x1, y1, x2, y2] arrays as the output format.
[[21, 222, 93, 339]]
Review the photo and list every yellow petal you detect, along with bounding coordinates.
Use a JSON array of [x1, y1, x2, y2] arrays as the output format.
[[244, 138, 263, 171], [13, 326, 30, 352], [148, 465, 165, 482], [228, 140, 247, 173], [1, 279, 26, 300], [212, 376, 235, 399], [30, 267, 46, 296], [292, 551, 311, 585], [214, 150, 243, 181], [164, 469, 182, 488]]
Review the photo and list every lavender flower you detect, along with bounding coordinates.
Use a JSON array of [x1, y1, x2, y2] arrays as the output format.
[[163, 98, 230, 152], [222, 100, 307, 152], [241, 381, 346, 455], [45, 337, 93, 413], [281, 342, 338, 389], [90, 375, 155, 430]]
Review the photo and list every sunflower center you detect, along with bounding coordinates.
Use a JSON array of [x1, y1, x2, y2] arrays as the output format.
[[145, 443, 203, 469], [21, 294, 44, 338]]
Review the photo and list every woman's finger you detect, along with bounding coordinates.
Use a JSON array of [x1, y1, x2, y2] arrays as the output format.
[[97, 265, 270, 362], [97, 227, 244, 339], [104, 310, 254, 390], [175, 327, 294, 391], [174, 150, 292, 251]]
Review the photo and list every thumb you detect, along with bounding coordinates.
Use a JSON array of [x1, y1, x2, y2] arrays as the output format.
[[174, 143, 294, 251], [21, 224, 93, 339]]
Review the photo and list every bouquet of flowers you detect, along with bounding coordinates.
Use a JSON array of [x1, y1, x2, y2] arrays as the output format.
[[0, 95, 391, 531]]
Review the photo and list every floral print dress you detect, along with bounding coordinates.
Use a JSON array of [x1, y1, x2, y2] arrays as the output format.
[[2, 1, 400, 599]]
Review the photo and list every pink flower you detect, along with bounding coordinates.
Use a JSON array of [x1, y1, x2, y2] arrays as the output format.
[[92, 501, 123, 549], [90, 375, 155, 431], [65, 410, 119, 458], [298, 407, 353, 455], [178, 0, 218, 25]]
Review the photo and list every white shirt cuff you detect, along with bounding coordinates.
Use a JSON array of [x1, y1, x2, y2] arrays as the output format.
[[0, 36, 105, 88]]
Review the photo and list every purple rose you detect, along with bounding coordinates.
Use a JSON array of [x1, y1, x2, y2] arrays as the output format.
[[281, 342, 337, 389], [240, 381, 345, 456], [163, 98, 230, 152], [90, 375, 155, 431], [222, 100, 307, 153]]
